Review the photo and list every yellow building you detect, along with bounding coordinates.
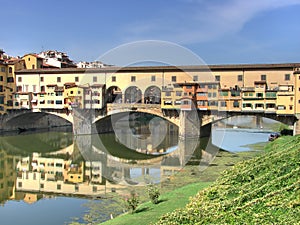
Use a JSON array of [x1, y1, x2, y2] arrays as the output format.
[[22, 54, 43, 70], [0, 58, 26, 112]]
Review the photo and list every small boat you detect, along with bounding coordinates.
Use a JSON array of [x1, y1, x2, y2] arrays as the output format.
[[268, 132, 280, 141]]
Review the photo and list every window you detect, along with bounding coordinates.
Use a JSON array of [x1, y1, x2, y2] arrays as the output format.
[[186, 86, 192, 89], [18, 182, 22, 188], [40, 77, 44, 82], [220, 101, 227, 107], [112, 76, 116, 82], [289, 105, 293, 110], [0, 96, 4, 104], [238, 75, 243, 81], [33, 85, 36, 92], [32, 65, 35, 69], [151, 75, 156, 82], [255, 103, 264, 108], [25, 85, 29, 92], [219, 91, 228, 96], [256, 93, 263, 98], [0, 67, 5, 72], [233, 101, 239, 108], [197, 100, 206, 106], [93, 186, 97, 192], [75, 77, 79, 82], [56, 100, 63, 104], [40, 184, 44, 189], [7, 77, 14, 83], [243, 103, 252, 108], [0, 86, 3, 92], [93, 76, 97, 82], [0, 76, 3, 81], [215, 75, 220, 81], [47, 100, 54, 104], [193, 75, 198, 81], [266, 103, 275, 109], [171, 76, 176, 82], [57, 77, 61, 83], [182, 100, 190, 105], [197, 92, 206, 96], [41, 86, 45, 92], [131, 76, 136, 82], [17, 77, 22, 82], [277, 105, 286, 110], [208, 101, 217, 106], [57, 184, 61, 190], [261, 74, 266, 81], [165, 91, 171, 96], [164, 100, 172, 105], [176, 91, 182, 96], [285, 74, 290, 81], [8, 67, 12, 73]]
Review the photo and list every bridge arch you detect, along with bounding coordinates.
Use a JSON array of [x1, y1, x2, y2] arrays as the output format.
[[2, 111, 73, 131], [201, 113, 297, 130], [124, 86, 142, 103], [106, 86, 122, 103], [144, 86, 161, 104]]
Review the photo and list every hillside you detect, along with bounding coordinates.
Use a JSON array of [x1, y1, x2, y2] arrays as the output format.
[[155, 135, 300, 224]]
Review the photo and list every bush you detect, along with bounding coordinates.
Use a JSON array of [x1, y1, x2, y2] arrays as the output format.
[[147, 185, 160, 204], [124, 191, 139, 213]]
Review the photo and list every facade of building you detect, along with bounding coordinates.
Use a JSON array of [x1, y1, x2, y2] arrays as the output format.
[[13, 63, 300, 117], [77, 61, 112, 68], [0, 54, 26, 113], [38, 50, 77, 68]]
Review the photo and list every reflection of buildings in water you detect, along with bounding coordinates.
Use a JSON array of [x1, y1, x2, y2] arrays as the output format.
[[0, 150, 21, 205], [15, 153, 109, 197]]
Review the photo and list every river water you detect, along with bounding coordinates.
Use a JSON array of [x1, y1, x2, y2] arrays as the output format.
[[0, 115, 276, 225]]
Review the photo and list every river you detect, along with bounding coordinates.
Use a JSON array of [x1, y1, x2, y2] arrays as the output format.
[[0, 115, 277, 225]]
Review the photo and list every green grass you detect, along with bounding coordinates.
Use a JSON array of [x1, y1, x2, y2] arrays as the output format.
[[155, 135, 300, 224], [100, 182, 211, 225]]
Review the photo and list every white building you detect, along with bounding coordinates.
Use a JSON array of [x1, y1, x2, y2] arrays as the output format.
[[38, 50, 76, 68], [77, 61, 112, 68]]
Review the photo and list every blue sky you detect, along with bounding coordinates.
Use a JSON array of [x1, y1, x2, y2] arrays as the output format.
[[1, 0, 300, 65]]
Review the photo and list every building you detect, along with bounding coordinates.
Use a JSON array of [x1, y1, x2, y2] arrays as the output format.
[[0, 51, 26, 113], [22, 54, 43, 69], [13, 63, 300, 117], [77, 61, 112, 68], [38, 50, 77, 68]]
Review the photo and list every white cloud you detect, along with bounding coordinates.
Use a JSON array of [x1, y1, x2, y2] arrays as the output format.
[[122, 0, 300, 44]]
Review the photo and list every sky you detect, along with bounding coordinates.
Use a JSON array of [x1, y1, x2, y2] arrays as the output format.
[[1, 0, 300, 65]]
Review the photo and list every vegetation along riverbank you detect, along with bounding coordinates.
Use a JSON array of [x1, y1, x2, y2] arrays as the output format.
[[92, 135, 300, 225]]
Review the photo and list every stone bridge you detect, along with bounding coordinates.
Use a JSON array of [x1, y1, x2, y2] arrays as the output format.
[[1, 103, 299, 135]]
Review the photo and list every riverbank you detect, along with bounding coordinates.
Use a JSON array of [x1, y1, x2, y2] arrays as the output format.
[[67, 147, 263, 225], [155, 135, 300, 224]]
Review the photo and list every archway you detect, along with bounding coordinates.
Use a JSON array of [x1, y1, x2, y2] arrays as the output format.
[[124, 86, 142, 103], [144, 86, 161, 104], [106, 86, 122, 103]]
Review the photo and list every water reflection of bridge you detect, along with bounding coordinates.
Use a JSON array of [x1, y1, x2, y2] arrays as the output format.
[[0, 125, 219, 204]]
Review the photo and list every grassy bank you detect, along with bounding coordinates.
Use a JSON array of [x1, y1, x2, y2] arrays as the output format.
[[95, 150, 262, 225], [101, 182, 211, 225], [155, 135, 300, 224]]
